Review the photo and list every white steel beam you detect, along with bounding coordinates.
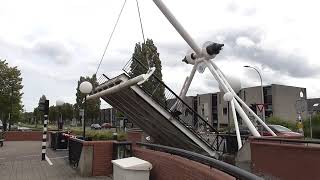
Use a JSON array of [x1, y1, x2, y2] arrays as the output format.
[[210, 61, 276, 136], [153, 0, 202, 56], [87, 68, 155, 100], [230, 99, 242, 149], [206, 60, 261, 137]]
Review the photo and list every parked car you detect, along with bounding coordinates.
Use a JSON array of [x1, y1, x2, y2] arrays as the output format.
[[231, 124, 303, 138], [90, 124, 101, 130], [18, 127, 32, 132], [258, 124, 304, 138], [101, 123, 112, 129], [10, 124, 18, 131]]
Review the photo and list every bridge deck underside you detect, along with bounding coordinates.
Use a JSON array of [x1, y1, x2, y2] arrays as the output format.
[[101, 88, 205, 153]]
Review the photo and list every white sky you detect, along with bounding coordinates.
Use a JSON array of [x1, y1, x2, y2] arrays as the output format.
[[1, 0, 319, 112]]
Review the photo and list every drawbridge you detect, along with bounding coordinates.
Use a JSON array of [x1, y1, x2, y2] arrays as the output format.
[[86, 0, 277, 157], [91, 57, 219, 156]]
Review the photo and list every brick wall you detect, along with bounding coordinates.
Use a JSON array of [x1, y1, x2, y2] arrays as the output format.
[[81, 140, 115, 176], [133, 147, 234, 180], [4, 131, 42, 141], [127, 130, 143, 145], [251, 140, 320, 180]]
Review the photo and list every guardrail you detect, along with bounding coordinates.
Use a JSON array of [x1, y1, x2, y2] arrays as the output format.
[[122, 57, 220, 151], [137, 142, 263, 180]]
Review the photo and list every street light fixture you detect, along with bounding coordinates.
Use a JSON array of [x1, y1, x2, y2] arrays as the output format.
[[56, 100, 64, 131], [79, 81, 93, 140], [244, 65, 265, 131]]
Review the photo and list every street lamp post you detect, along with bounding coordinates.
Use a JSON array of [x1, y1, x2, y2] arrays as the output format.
[[244, 66, 265, 123], [56, 100, 64, 131], [79, 81, 93, 140]]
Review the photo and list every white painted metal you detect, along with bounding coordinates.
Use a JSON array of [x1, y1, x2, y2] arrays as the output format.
[[224, 92, 242, 149], [179, 62, 198, 101], [152, 0, 275, 138], [233, 98, 261, 137], [152, 0, 267, 141], [234, 94, 276, 136], [204, 60, 260, 138], [204, 61, 229, 93], [171, 62, 199, 112], [153, 0, 202, 56], [179, 76, 189, 97], [208, 64, 260, 136], [87, 68, 155, 101], [211, 61, 275, 136], [231, 100, 242, 149], [87, 75, 144, 100]]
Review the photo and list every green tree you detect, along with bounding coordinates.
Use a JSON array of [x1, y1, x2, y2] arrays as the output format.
[[75, 74, 100, 125], [130, 39, 165, 104], [49, 105, 58, 124], [22, 111, 33, 124], [49, 103, 74, 126], [266, 116, 298, 131], [303, 113, 320, 139], [0, 59, 24, 131], [60, 103, 74, 123], [33, 107, 40, 127]]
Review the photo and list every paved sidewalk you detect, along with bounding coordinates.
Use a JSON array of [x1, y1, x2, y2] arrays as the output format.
[[0, 141, 112, 180]]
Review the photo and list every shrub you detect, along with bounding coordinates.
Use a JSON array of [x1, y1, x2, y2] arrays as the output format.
[[117, 132, 127, 141], [69, 128, 127, 141], [303, 113, 320, 139]]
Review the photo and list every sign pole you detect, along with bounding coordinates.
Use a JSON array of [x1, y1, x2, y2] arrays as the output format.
[[39, 99, 49, 161]]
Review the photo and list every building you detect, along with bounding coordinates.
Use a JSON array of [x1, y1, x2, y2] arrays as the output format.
[[191, 84, 308, 129], [307, 98, 320, 113], [218, 84, 307, 127]]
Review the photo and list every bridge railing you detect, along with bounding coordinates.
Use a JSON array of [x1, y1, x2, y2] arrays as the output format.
[[137, 142, 263, 180], [122, 57, 220, 151]]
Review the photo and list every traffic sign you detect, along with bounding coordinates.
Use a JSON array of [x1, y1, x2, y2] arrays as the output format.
[[256, 104, 264, 112], [79, 109, 84, 116]]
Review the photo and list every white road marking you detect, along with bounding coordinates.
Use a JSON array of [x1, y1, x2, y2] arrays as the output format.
[[45, 155, 53, 165], [49, 156, 68, 160], [0, 157, 5, 160], [19, 154, 39, 158]]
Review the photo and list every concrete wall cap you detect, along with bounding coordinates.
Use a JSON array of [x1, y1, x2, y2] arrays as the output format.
[[112, 157, 152, 171]]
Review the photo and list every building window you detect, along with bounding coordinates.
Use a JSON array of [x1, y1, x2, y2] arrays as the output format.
[[223, 107, 227, 115]]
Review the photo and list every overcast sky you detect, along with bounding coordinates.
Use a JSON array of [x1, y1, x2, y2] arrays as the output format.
[[1, 0, 319, 112]]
